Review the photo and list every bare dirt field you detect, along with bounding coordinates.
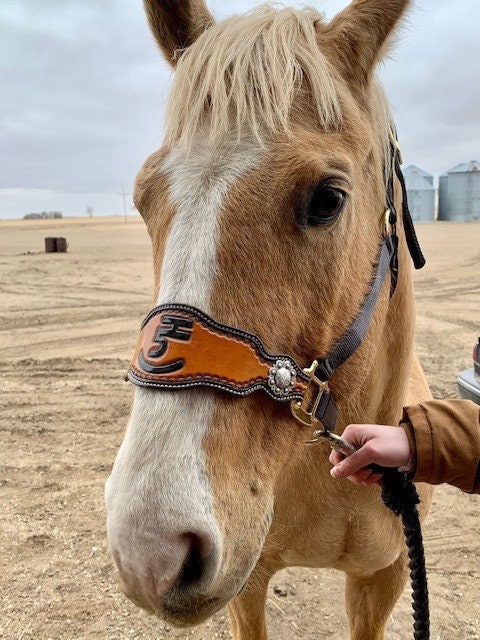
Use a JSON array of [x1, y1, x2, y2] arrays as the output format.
[[1, 217, 479, 640]]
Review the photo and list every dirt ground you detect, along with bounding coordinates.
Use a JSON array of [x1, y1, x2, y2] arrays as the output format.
[[1, 217, 479, 640]]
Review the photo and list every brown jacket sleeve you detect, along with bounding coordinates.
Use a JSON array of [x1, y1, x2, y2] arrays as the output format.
[[401, 399, 480, 493]]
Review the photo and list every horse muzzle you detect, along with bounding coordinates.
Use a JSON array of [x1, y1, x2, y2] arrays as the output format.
[[110, 525, 223, 619]]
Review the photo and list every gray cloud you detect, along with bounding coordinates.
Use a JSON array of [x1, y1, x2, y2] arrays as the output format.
[[1, 0, 479, 218]]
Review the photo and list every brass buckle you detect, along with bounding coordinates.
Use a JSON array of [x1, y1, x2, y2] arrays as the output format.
[[383, 209, 396, 238], [291, 360, 329, 429]]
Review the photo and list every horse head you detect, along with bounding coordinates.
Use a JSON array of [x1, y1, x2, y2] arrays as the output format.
[[105, 0, 417, 627]]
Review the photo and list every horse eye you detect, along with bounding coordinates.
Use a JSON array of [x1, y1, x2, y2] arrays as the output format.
[[305, 185, 346, 227]]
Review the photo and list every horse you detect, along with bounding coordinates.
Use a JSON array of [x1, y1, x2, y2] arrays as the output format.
[[105, 1, 434, 638]]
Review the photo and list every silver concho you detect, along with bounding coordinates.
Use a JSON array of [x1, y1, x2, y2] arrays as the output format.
[[268, 359, 297, 396]]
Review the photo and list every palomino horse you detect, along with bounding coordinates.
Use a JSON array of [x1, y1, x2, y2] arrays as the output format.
[[105, 1, 433, 638]]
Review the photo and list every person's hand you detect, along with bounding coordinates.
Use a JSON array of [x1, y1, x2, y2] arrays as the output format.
[[329, 424, 412, 485]]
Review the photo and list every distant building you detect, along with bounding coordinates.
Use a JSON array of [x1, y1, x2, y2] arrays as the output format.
[[438, 172, 449, 221], [438, 161, 480, 222], [403, 165, 434, 187], [404, 166, 435, 222]]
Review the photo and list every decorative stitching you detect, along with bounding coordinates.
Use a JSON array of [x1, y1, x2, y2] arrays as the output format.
[[127, 371, 304, 402], [130, 364, 266, 387]]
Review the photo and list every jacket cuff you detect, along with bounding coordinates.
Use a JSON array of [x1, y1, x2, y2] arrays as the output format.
[[402, 399, 480, 492], [399, 418, 417, 476], [402, 404, 433, 483]]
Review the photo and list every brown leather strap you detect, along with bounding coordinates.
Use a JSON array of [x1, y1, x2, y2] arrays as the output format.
[[128, 304, 308, 402]]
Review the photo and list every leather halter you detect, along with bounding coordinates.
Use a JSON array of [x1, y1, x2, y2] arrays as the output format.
[[127, 132, 424, 436]]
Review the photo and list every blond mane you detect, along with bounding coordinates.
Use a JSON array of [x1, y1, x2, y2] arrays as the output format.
[[165, 6, 342, 148]]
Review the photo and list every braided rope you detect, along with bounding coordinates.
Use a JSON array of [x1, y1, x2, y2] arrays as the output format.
[[381, 473, 430, 640]]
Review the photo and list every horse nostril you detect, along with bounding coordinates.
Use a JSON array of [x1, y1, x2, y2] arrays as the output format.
[[109, 526, 219, 609], [178, 531, 216, 590]]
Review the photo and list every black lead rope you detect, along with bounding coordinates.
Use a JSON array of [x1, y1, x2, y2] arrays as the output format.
[[381, 472, 430, 640]]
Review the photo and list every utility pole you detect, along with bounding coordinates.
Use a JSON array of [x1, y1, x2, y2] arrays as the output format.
[[120, 186, 128, 224]]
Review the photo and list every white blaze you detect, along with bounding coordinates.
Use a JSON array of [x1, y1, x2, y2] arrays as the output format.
[[106, 137, 263, 581], [158, 137, 263, 307]]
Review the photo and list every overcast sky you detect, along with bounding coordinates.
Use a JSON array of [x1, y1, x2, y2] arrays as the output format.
[[1, 0, 479, 219]]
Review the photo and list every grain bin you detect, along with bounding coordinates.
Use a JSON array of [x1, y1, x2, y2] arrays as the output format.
[[404, 167, 435, 222], [438, 161, 480, 221], [438, 172, 449, 220], [403, 165, 434, 186]]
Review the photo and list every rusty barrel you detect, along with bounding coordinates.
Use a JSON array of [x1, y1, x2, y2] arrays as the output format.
[[56, 237, 68, 252], [45, 237, 68, 253]]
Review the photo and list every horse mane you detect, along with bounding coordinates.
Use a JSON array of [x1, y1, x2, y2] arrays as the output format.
[[165, 6, 343, 149], [165, 4, 393, 175]]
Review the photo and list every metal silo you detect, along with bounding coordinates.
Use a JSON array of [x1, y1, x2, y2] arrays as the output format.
[[404, 167, 435, 222], [438, 172, 449, 220], [439, 161, 480, 221], [403, 165, 434, 186]]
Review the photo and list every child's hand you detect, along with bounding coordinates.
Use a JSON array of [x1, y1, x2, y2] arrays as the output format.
[[329, 424, 412, 484]]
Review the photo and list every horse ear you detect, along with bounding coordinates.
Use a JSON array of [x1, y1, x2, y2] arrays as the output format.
[[321, 0, 410, 86], [143, 0, 215, 67]]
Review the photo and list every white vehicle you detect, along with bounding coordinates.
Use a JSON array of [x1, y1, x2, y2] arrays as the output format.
[[457, 337, 480, 405]]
